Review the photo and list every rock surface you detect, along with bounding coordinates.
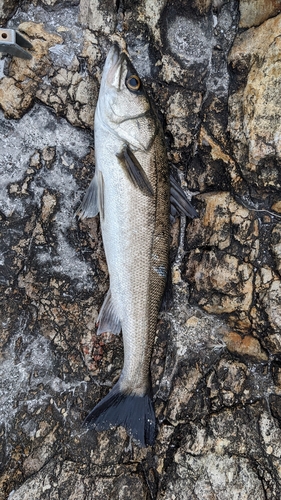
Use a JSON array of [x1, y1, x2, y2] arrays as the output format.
[[1, 1, 281, 499], [239, 0, 281, 27]]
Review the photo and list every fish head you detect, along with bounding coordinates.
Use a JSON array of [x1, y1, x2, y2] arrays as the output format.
[[96, 44, 157, 150]]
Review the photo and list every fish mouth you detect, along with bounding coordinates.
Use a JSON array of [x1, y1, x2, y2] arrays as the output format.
[[109, 43, 121, 67], [104, 43, 129, 90]]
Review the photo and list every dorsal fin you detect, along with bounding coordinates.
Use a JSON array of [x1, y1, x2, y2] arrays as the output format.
[[170, 174, 198, 219]]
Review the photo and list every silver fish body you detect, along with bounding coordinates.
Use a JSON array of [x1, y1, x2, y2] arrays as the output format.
[[79, 44, 197, 446]]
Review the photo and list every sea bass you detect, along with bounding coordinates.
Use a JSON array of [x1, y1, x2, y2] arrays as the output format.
[[79, 43, 197, 447]]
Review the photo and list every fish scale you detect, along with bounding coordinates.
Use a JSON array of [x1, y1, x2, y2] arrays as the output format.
[[108, 139, 169, 393], [78, 43, 197, 446]]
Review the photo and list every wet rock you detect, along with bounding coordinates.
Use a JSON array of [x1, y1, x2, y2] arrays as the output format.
[[7, 459, 150, 500], [165, 14, 213, 78], [0, 0, 17, 23], [79, 0, 117, 33], [159, 406, 281, 499], [187, 191, 259, 258], [228, 14, 281, 192], [165, 91, 202, 149], [261, 280, 281, 351], [164, 365, 203, 424], [223, 331, 268, 361], [239, 0, 281, 28], [186, 248, 254, 326], [0, 23, 62, 119], [1, 0, 281, 499], [0, 14, 99, 128]]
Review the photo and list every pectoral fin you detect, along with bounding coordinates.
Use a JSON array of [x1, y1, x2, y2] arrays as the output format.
[[170, 174, 198, 219], [116, 145, 154, 197], [77, 170, 104, 219], [97, 289, 121, 335]]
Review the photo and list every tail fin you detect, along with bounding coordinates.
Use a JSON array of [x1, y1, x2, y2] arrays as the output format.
[[83, 382, 156, 447]]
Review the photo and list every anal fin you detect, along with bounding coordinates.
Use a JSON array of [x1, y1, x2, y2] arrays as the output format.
[[97, 289, 121, 335]]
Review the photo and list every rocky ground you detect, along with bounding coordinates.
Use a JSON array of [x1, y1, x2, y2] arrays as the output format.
[[1, 0, 281, 499]]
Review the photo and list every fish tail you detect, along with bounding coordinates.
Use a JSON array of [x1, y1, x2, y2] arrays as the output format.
[[83, 381, 156, 447]]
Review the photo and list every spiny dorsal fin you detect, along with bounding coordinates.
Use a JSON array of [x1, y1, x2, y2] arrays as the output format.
[[116, 144, 154, 197]]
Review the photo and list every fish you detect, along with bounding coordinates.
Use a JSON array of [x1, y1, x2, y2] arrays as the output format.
[[78, 43, 198, 447]]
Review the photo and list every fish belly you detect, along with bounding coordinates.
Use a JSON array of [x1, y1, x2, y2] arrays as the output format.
[[96, 130, 169, 395]]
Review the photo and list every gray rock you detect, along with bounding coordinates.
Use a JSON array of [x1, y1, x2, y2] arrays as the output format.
[[1, 1, 281, 499]]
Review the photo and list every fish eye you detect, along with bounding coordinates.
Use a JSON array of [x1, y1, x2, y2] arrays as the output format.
[[126, 74, 141, 91]]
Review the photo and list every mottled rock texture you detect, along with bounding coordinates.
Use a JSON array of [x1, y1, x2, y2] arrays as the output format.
[[1, 1, 281, 499], [239, 0, 281, 27]]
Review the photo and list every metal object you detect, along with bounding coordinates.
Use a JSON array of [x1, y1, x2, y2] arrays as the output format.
[[0, 28, 32, 59]]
